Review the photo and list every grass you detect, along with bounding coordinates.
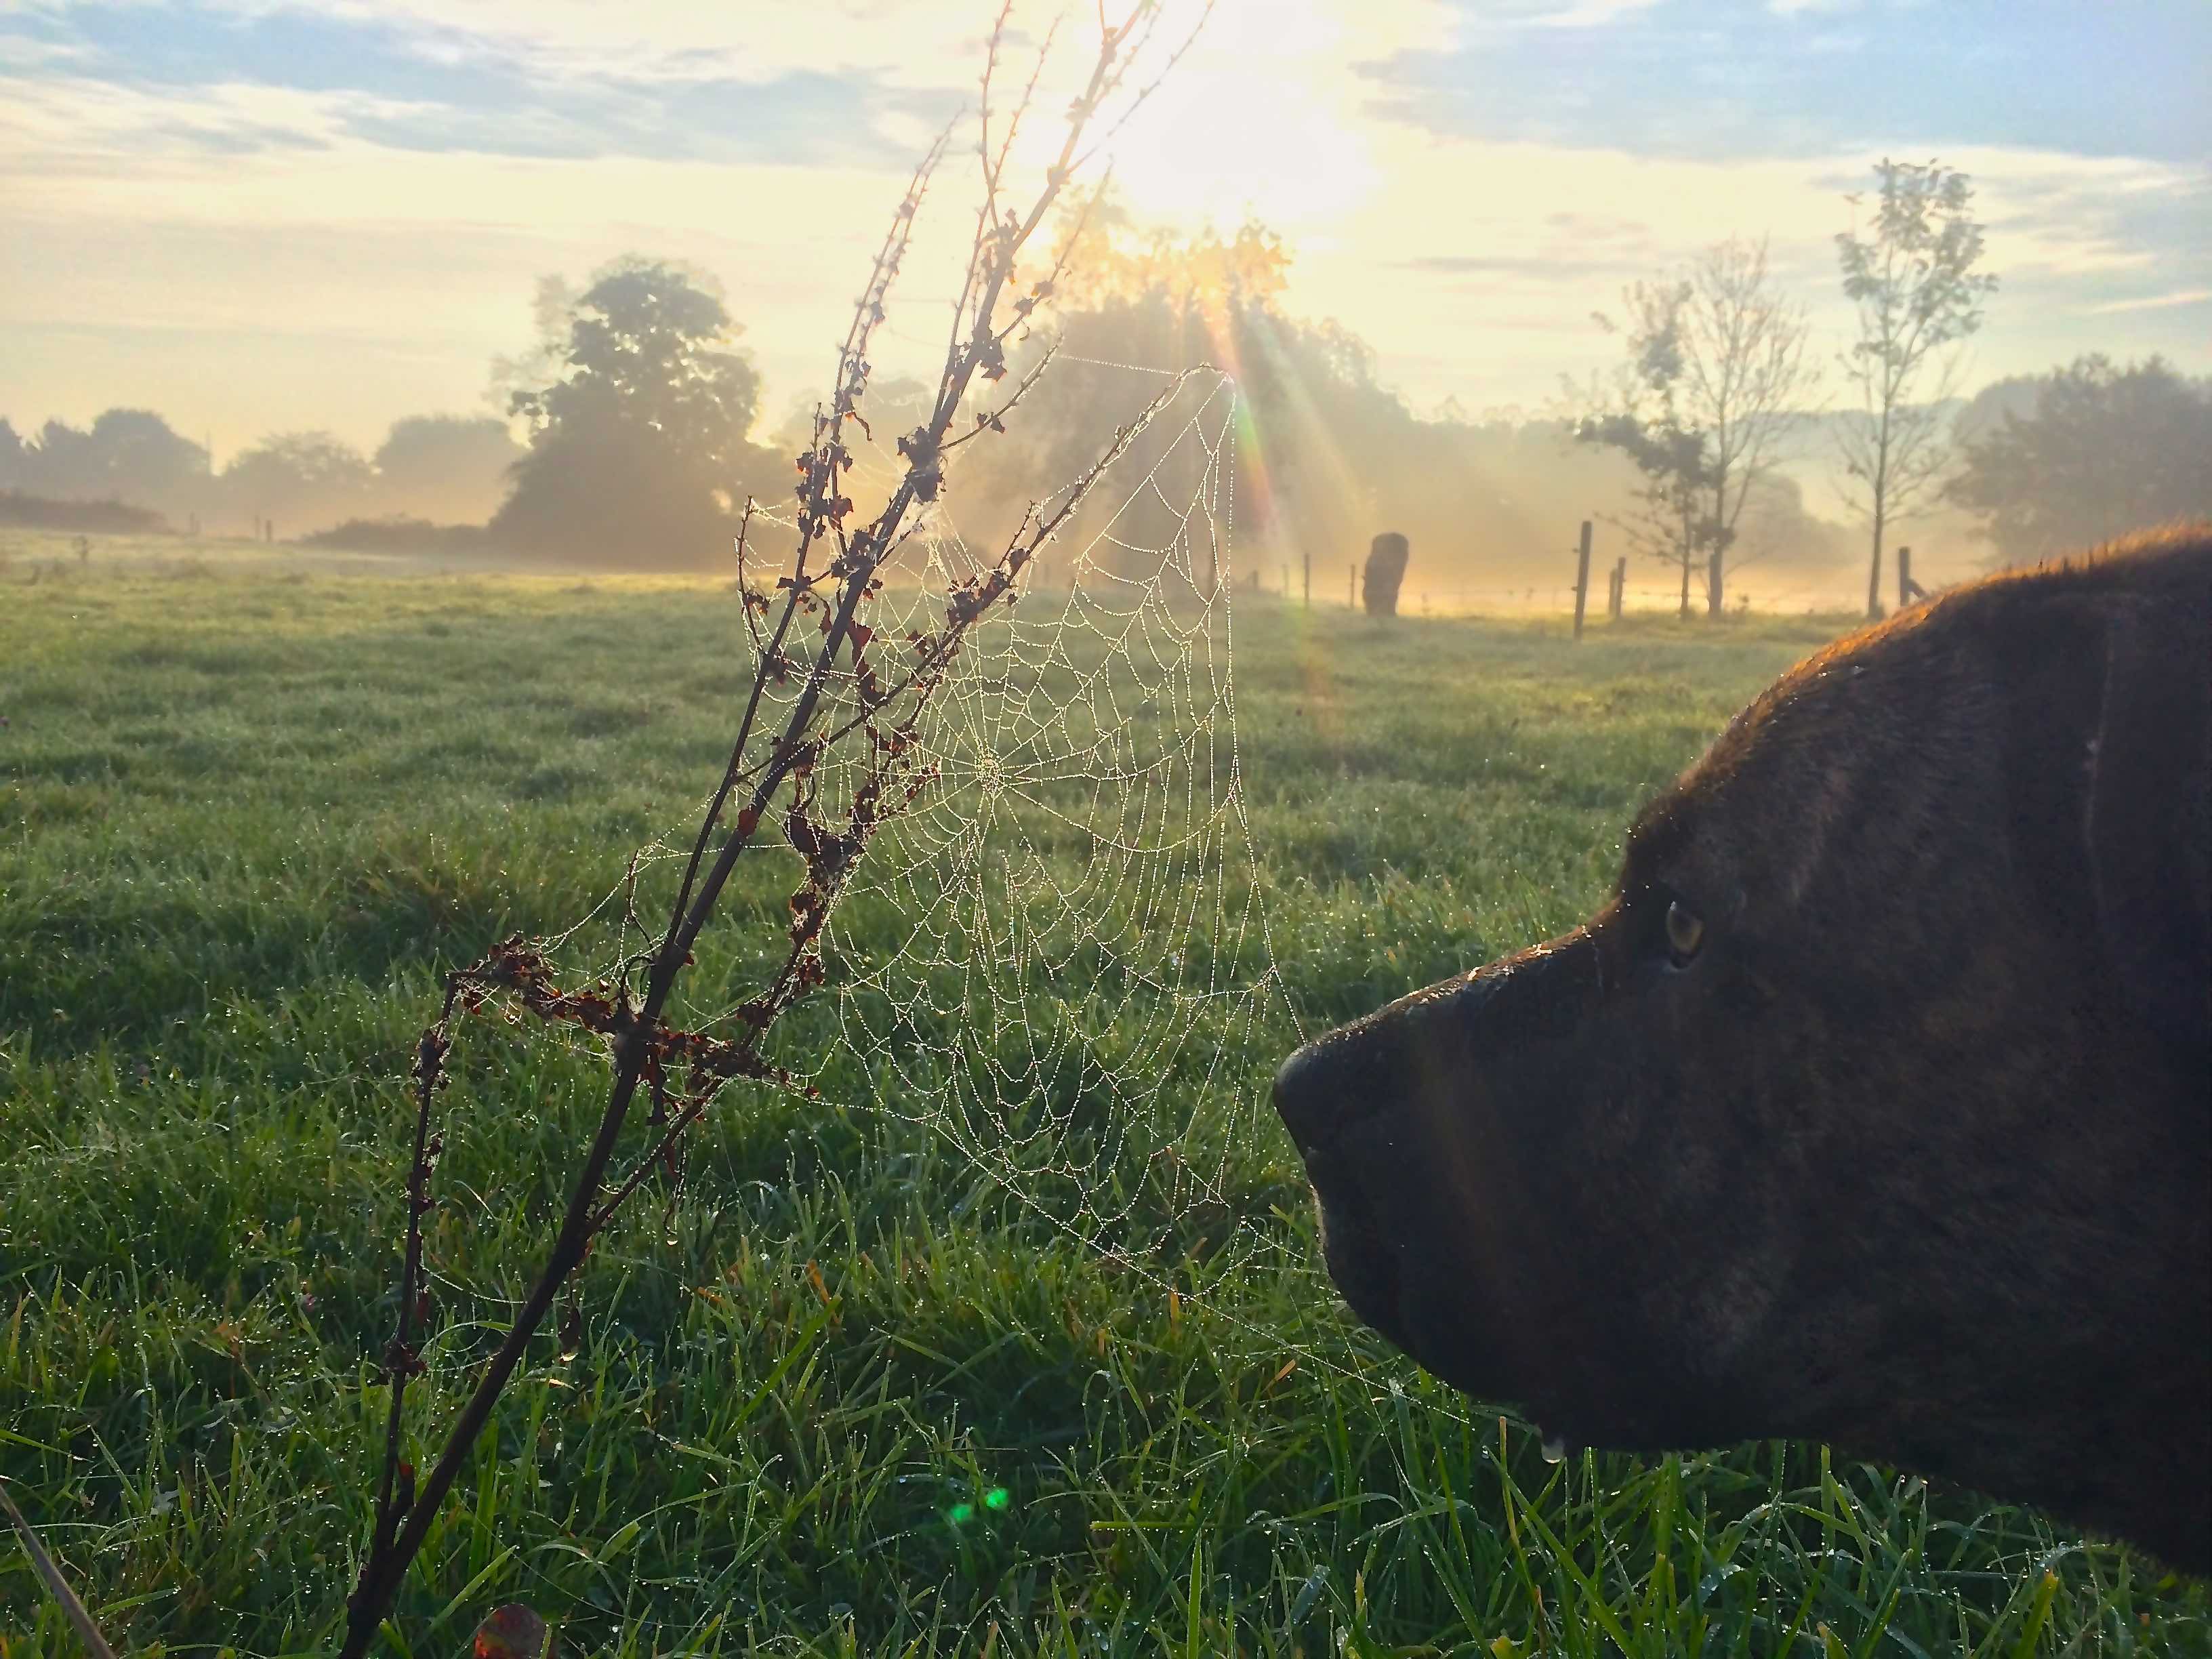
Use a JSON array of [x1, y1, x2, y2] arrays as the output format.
[[1, 535, 2205, 1656]]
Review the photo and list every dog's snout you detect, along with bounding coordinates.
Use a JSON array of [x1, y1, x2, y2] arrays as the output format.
[[1273, 994, 1441, 1153], [1273, 966, 1532, 1160], [1273, 1036, 1357, 1153]]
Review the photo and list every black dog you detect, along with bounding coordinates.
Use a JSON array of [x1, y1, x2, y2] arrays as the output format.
[[1275, 527, 2211, 1572]]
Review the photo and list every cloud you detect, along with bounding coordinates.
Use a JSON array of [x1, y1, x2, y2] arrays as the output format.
[[2085, 288, 2211, 316], [0, 1, 963, 163], [1364, 0, 2212, 166]]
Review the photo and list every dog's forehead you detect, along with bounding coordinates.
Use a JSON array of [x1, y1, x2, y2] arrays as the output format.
[[1622, 638, 1883, 895], [1622, 790, 1699, 889]]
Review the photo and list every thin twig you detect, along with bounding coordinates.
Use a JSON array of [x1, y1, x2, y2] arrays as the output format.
[[0, 1478, 120, 1659], [362, 979, 458, 1574]]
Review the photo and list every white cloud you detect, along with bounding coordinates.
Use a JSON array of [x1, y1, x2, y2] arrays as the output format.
[[191, 0, 1117, 90], [2086, 287, 2211, 315]]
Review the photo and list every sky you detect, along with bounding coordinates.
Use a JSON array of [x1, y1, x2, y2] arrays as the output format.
[[2, 0, 2207, 464]]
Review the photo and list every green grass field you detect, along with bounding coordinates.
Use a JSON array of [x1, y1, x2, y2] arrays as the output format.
[[3, 536, 2205, 1656]]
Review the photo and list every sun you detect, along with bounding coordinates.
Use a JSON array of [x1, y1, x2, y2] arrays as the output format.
[[1002, 0, 1450, 234]]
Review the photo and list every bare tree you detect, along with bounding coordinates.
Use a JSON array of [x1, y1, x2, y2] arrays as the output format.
[[1581, 239, 1817, 618], [1676, 237, 1820, 613], [1835, 159, 1997, 619], [1572, 281, 1712, 619]]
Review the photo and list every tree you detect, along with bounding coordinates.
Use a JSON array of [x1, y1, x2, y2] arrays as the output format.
[[21, 418, 101, 497], [1677, 239, 1820, 613], [0, 409, 209, 516], [221, 431, 375, 533], [0, 419, 27, 490], [491, 258, 777, 564], [968, 201, 1434, 584], [372, 415, 523, 524], [1948, 355, 2212, 566], [1574, 281, 1724, 619], [1835, 159, 1998, 619], [1577, 410, 1721, 619], [1584, 239, 1818, 616], [87, 409, 211, 509]]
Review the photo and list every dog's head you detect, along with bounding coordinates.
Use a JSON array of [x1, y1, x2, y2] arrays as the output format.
[[1275, 532, 2211, 1569]]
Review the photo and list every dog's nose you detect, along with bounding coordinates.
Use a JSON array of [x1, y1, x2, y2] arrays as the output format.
[[1276, 976, 1496, 1154], [1273, 1037, 1346, 1153]]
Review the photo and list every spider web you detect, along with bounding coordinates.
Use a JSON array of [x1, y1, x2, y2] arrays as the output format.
[[537, 359, 1303, 1274], [816, 365, 1289, 1259]]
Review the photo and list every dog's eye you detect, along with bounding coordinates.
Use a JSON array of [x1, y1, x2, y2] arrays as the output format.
[[1664, 900, 1704, 965]]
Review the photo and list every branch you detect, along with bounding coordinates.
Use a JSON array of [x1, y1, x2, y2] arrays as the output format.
[[0, 1480, 119, 1659], [337, 9, 1213, 1653]]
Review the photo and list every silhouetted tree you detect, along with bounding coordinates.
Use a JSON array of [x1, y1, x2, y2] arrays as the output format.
[[1635, 238, 1818, 614], [492, 258, 777, 565], [82, 409, 210, 506], [222, 431, 375, 534], [1948, 356, 2212, 567], [0, 409, 207, 510], [1575, 281, 1725, 619], [373, 415, 523, 524], [1835, 159, 1998, 618], [1577, 410, 1721, 619]]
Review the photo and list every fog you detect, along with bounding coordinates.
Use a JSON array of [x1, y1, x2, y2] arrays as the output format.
[[7, 213, 2207, 610]]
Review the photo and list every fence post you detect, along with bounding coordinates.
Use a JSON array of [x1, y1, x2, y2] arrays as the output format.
[[1898, 546, 1926, 607], [1611, 556, 1626, 619], [1572, 519, 1593, 642], [1302, 552, 1311, 609], [1349, 564, 1355, 609]]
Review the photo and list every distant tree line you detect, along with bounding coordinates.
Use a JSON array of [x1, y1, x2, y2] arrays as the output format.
[[0, 409, 520, 539], [7, 174, 2205, 583]]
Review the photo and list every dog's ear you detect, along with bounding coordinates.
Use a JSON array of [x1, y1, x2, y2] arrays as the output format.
[[2084, 598, 2211, 1055]]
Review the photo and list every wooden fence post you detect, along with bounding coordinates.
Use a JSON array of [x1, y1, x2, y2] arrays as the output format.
[[1610, 556, 1626, 619], [1302, 552, 1311, 609], [1572, 519, 1593, 642], [1349, 564, 1355, 609], [1898, 546, 1926, 607]]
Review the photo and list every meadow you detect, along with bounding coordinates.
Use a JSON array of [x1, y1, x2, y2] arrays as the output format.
[[2, 534, 2204, 1656]]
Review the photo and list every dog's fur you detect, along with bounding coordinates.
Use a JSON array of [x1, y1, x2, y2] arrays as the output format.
[[1275, 526, 2211, 1571]]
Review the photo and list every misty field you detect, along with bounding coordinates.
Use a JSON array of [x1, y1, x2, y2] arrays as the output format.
[[2, 536, 2204, 1656]]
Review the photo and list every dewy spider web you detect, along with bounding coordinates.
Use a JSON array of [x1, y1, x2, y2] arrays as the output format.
[[816, 365, 1290, 1258], [537, 359, 1303, 1275]]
